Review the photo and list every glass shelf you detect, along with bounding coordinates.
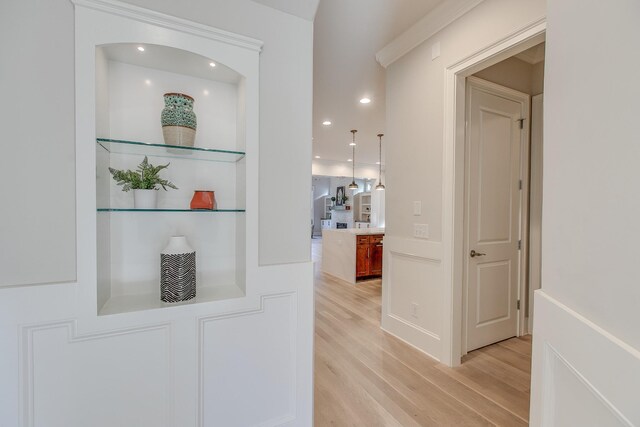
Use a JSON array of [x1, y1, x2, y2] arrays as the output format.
[[97, 138, 245, 162], [97, 208, 245, 213]]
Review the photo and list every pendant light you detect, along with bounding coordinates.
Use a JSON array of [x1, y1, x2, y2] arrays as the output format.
[[375, 133, 385, 191], [348, 129, 359, 190]]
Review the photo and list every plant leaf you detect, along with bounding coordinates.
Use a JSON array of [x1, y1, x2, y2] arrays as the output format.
[[109, 156, 177, 191]]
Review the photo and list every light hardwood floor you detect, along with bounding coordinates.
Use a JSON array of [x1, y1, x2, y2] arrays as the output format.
[[312, 238, 532, 426]]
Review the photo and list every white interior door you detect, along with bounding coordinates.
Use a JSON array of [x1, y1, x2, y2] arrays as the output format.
[[465, 77, 529, 352]]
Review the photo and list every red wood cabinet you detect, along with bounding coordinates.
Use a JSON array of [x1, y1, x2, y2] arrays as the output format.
[[356, 234, 384, 279], [356, 243, 369, 277], [370, 235, 383, 275]]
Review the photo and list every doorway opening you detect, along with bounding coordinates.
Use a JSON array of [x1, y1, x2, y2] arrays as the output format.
[[442, 20, 546, 366], [462, 43, 545, 355], [464, 45, 545, 358]]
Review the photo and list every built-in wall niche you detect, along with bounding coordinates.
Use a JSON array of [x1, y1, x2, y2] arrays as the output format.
[[95, 43, 247, 315]]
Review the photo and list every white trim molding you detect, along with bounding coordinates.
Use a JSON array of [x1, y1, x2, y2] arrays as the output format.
[[71, 0, 264, 52], [441, 18, 546, 366], [249, 0, 320, 22], [20, 320, 173, 427], [381, 236, 443, 361], [196, 292, 297, 427], [530, 291, 640, 426], [376, 0, 485, 68]]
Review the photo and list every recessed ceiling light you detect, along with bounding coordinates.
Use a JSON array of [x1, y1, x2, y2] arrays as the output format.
[[349, 141, 356, 146], [347, 159, 353, 162], [203, 89, 209, 95], [322, 120, 332, 126], [209, 62, 216, 67], [314, 155, 320, 159], [137, 46, 145, 52], [144, 79, 151, 85], [376, 161, 381, 165], [359, 97, 371, 104]]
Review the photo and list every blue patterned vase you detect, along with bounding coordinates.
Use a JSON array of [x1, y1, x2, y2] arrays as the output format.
[[161, 93, 197, 147]]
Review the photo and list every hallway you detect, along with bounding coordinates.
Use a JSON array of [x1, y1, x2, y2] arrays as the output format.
[[313, 238, 532, 426]]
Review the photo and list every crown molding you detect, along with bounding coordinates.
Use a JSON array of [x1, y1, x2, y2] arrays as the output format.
[[250, 0, 320, 21], [71, 0, 264, 52], [376, 0, 484, 68]]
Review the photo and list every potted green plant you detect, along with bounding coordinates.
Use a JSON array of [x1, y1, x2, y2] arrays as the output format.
[[109, 156, 178, 209]]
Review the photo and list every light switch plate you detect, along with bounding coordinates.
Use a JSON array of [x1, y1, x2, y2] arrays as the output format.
[[413, 224, 429, 239], [413, 201, 422, 216]]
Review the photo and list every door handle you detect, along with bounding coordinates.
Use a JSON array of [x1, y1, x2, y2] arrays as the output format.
[[470, 250, 486, 258]]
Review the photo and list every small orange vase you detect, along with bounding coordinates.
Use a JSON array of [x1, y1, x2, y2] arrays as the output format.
[[190, 190, 216, 210]]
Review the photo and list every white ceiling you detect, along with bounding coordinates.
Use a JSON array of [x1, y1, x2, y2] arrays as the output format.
[[250, 0, 320, 21], [312, 0, 445, 165]]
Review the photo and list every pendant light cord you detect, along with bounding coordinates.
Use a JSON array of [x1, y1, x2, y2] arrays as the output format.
[[352, 144, 355, 179], [349, 130, 358, 190]]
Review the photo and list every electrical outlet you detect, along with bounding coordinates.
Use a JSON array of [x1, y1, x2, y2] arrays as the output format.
[[411, 303, 419, 318], [413, 201, 422, 216], [413, 224, 429, 239]]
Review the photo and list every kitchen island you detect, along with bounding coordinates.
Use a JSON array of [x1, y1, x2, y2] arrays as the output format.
[[322, 228, 384, 284]]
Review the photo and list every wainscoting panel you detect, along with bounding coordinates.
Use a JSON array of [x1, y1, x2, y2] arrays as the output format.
[[530, 291, 639, 426], [21, 321, 172, 427], [199, 293, 296, 426], [382, 236, 443, 361]]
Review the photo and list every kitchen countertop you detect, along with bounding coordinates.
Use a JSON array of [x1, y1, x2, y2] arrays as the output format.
[[322, 228, 385, 236]]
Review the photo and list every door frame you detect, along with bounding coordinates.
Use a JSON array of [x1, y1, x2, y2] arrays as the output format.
[[462, 76, 531, 355], [441, 19, 546, 366], [528, 93, 544, 333]]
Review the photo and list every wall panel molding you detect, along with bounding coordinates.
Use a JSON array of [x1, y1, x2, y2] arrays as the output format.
[[20, 320, 172, 427], [541, 343, 633, 427], [197, 292, 297, 427], [382, 237, 443, 360], [530, 291, 640, 426]]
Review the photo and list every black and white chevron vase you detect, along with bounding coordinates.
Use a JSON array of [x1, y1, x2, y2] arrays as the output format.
[[160, 251, 196, 303]]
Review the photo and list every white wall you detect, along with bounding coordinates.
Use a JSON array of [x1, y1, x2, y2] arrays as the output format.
[[474, 56, 544, 95], [328, 176, 366, 207], [0, 0, 313, 268], [531, 61, 544, 95], [107, 61, 238, 150], [540, 3, 640, 343], [104, 59, 240, 300], [382, 0, 545, 361], [0, 0, 76, 287], [0, 1, 315, 426], [120, 0, 313, 266], [371, 184, 385, 227], [312, 158, 380, 179], [531, 1, 640, 424], [313, 174, 386, 231], [312, 176, 330, 235]]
